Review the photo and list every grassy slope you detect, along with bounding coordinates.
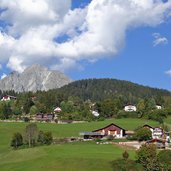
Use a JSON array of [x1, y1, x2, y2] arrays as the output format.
[[164, 116, 171, 130], [0, 118, 159, 171], [0, 142, 136, 171]]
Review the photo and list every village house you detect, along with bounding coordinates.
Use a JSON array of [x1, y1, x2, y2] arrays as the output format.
[[124, 105, 137, 112], [54, 107, 62, 113], [142, 124, 164, 139], [1, 95, 17, 101], [91, 110, 100, 117], [156, 105, 162, 109], [152, 127, 163, 139], [80, 123, 126, 139], [36, 113, 54, 122]]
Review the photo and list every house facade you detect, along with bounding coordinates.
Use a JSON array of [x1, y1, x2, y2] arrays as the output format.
[[152, 127, 163, 139], [80, 123, 126, 139], [156, 105, 162, 109], [142, 125, 164, 139], [36, 113, 54, 122], [124, 105, 137, 112]]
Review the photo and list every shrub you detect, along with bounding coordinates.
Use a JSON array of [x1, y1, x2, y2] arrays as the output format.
[[11, 132, 23, 149], [135, 128, 152, 141], [38, 131, 53, 145], [158, 150, 171, 170], [136, 144, 160, 171]]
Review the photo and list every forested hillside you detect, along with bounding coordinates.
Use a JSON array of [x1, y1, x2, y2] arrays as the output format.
[[0, 78, 171, 122], [59, 79, 171, 102]]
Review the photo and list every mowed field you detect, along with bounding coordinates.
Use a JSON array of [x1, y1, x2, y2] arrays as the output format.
[[0, 118, 161, 171]]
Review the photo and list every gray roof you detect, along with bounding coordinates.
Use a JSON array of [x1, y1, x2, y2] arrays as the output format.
[[80, 132, 105, 136]]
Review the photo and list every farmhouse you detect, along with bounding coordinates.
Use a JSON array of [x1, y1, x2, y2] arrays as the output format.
[[124, 105, 136, 112], [80, 123, 126, 139]]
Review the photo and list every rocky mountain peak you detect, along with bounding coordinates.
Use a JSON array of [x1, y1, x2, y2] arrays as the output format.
[[0, 65, 72, 92]]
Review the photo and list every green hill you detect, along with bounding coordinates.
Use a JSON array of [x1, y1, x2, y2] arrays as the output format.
[[59, 78, 171, 101]]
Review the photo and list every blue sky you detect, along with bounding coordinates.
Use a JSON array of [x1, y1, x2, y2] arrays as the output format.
[[68, 22, 171, 90], [0, 0, 171, 90]]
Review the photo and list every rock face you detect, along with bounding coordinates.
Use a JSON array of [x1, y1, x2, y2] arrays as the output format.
[[0, 65, 72, 92]]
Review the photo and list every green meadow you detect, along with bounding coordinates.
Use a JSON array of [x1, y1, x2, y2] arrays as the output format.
[[0, 118, 161, 171]]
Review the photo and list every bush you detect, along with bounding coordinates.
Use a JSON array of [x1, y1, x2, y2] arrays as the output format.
[[122, 151, 129, 161], [135, 128, 152, 141], [158, 150, 171, 170], [111, 159, 143, 171], [116, 110, 138, 119], [11, 132, 23, 149], [37, 131, 45, 144], [23, 117, 30, 122], [38, 131, 53, 145], [111, 150, 143, 171], [136, 144, 160, 171], [44, 132, 53, 145]]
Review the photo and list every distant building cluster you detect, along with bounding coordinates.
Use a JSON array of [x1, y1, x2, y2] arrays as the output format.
[[80, 123, 170, 149], [124, 104, 162, 112]]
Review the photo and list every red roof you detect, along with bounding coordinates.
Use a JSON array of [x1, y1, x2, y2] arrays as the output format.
[[92, 123, 126, 132]]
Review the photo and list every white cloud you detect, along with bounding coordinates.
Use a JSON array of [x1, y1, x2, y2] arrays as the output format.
[[0, 0, 171, 72], [0, 0, 71, 36], [1, 73, 7, 79], [7, 56, 26, 73], [165, 70, 171, 76], [152, 32, 168, 46]]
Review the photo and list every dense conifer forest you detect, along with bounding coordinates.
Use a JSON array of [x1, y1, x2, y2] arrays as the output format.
[[59, 78, 171, 101]]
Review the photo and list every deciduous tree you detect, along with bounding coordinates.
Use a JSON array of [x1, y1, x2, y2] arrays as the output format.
[[135, 128, 152, 141], [24, 123, 38, 147], [136, 144, 160, 171]]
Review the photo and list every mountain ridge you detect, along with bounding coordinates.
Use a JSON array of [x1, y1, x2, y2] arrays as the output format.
[[0, 64, 72, 92]]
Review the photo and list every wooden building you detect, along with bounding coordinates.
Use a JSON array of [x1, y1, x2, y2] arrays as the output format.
[[80, 123, 126, 139]]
